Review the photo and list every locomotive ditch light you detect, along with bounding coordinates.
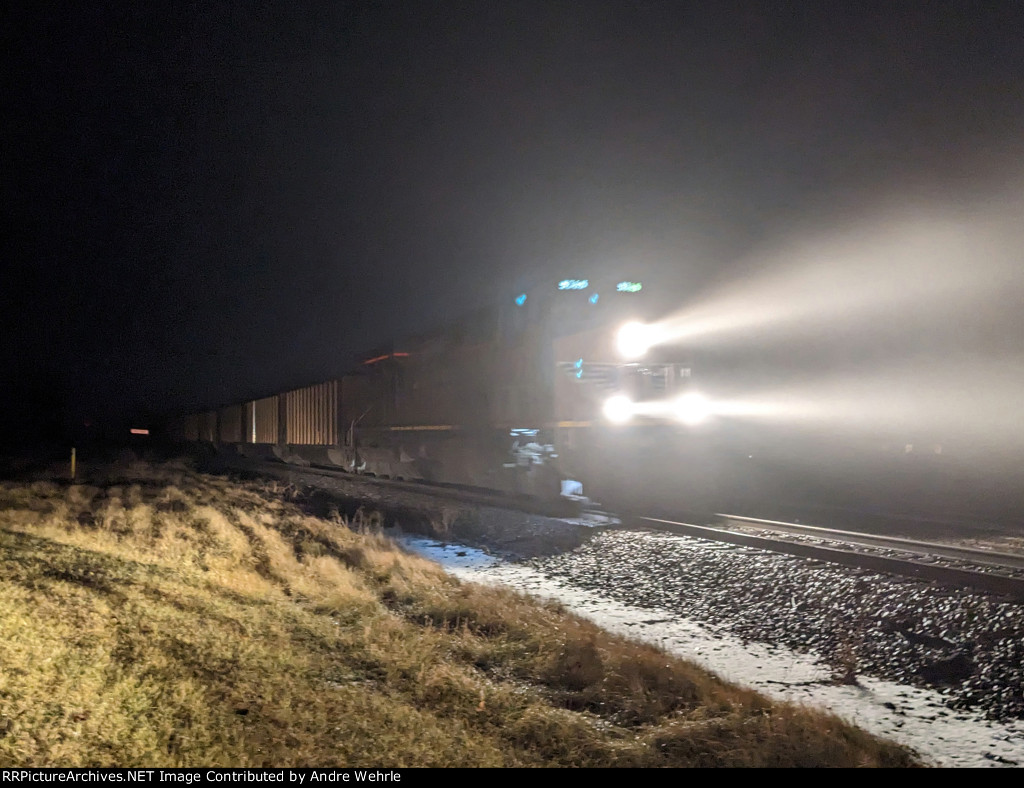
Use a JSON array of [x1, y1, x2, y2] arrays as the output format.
[[602, 394, 634, 424], [673, 392, 712, 425], [616, 321, 657, 359]]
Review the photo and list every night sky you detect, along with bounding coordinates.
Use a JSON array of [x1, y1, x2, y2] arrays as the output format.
[[4, 1, 1024, 434]]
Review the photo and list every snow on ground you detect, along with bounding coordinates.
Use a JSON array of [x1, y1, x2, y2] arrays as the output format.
[[396, 535, 1024, 768]]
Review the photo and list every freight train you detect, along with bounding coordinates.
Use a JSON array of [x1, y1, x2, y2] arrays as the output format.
[[172, 275, 1024, 525], [169, 277, 720, 512]]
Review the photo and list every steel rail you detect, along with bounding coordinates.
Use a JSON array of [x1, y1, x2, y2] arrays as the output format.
[[244, 458, 583, 518], [635, 516, 1024, 600], [715, 513, 1024, 571]]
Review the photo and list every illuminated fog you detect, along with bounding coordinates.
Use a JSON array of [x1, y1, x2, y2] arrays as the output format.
[[648, 183, 1024, 454]]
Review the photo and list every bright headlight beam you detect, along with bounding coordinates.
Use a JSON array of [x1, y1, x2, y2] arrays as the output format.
[[649, 197, 1024, 351], [602, 394, 634, 424]]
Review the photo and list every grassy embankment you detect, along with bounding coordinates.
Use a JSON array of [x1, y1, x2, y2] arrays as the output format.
[[0, 461, 920, 767]]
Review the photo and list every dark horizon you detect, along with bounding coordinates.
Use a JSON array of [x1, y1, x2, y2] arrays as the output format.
[[5, 1, 1024, 435]]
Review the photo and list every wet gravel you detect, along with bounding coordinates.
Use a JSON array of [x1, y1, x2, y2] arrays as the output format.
[[520, 529, 1024, 723]]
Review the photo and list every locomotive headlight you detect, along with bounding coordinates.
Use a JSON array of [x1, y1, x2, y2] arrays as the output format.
[[602, 394, 634, 424], [673, 392, 712, 425], [616, 321, 655, 359]]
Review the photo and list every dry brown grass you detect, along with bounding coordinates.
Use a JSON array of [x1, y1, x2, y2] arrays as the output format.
[[0, 461, 921, 767]]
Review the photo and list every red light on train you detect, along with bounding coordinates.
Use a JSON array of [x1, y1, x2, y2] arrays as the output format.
[[130, 428, 149, 435], [363, 352, 410, 365]]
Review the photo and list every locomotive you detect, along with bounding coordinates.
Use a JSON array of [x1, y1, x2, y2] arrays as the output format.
[[171, 276, 712, 512]]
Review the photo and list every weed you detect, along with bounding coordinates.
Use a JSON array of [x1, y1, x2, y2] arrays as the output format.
[[0, 460, 920, 767]]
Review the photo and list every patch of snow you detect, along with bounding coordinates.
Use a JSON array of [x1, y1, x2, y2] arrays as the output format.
[[397, 535, 1024, 768]]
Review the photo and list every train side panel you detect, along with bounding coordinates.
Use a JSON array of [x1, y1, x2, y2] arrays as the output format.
[[218, 404, 244, 444], [244, 396, 279, 444], [198, 411, 217, 443]]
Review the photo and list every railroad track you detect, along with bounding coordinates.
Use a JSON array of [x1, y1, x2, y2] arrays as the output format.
[[633, 514, 1024, 600], [718, 513, 1024, 568], [222, 455, 1024, 598], [233, 457, 589, 518]]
